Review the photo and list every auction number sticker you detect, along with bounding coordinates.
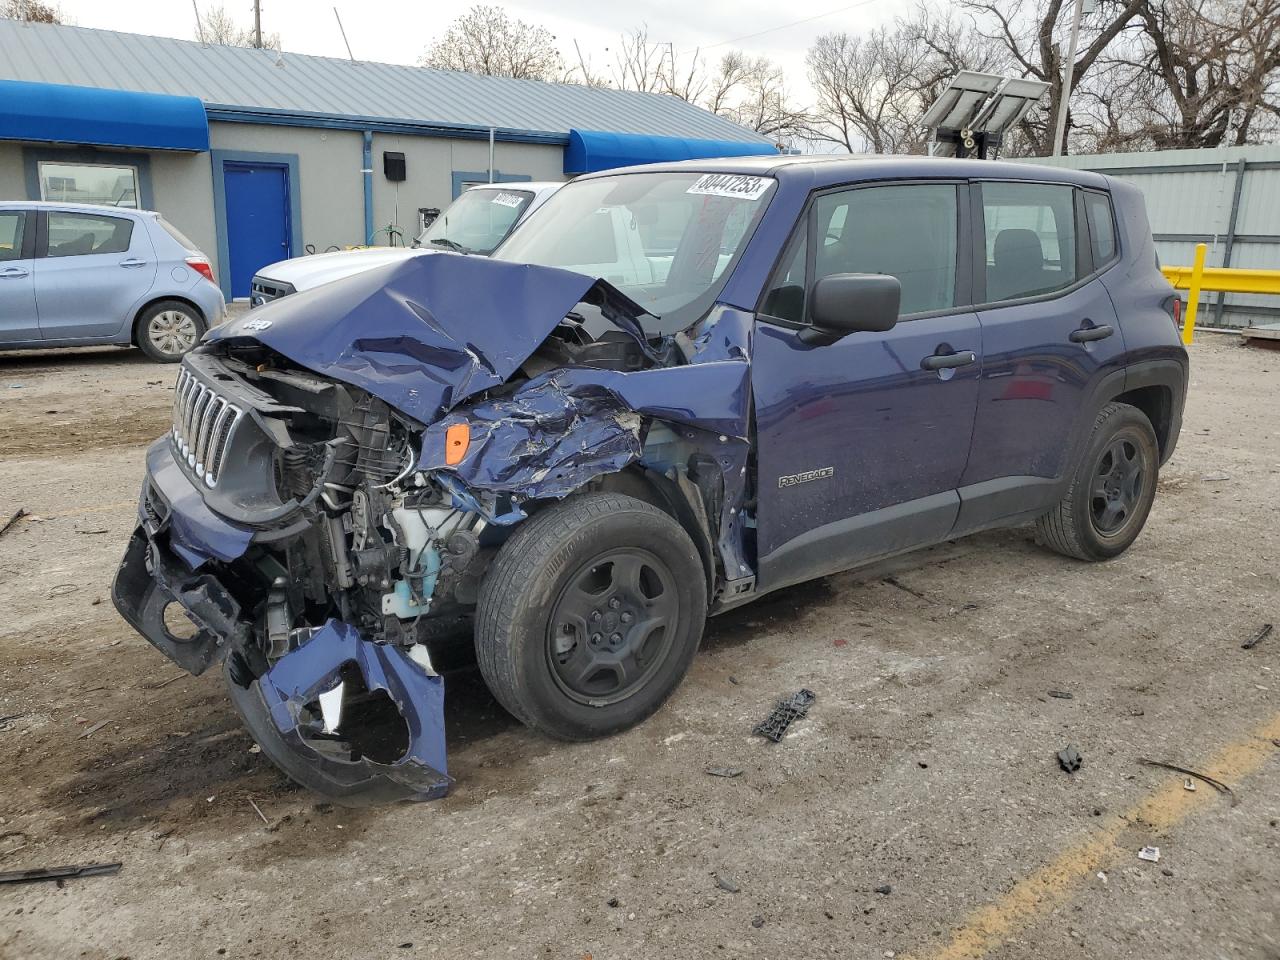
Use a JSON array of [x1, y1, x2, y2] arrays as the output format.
[[490, 192, 524, 208], [686, 173, 772, 201]]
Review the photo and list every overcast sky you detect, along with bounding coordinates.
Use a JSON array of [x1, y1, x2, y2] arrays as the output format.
[[48, 0, 900, 107]]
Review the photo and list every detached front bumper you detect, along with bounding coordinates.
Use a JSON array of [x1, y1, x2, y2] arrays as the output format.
[[112, 439, 451, 804]]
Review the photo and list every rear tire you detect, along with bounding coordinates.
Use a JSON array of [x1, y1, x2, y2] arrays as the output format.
[[475, 492, 707, 741], [1036, 402, 1160, 561], [135, 300, 205, 362]]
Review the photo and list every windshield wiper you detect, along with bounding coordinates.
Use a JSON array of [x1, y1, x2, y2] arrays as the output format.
[[428, 237, 467, 253]]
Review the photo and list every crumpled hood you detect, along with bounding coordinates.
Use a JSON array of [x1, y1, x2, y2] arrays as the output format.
[[207, 255, 602, 423]]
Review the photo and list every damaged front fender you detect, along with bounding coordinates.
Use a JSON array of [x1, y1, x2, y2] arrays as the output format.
[[227, 620, 451, 805]]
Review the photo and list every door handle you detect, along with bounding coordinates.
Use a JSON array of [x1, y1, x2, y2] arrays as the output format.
[[0, 266, 29, 278], [921, 350, 977, 371], [119, 258, 147, 268], [1069, 323, 1114, 343]]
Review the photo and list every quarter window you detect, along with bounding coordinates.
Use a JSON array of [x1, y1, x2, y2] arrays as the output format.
[[1084, 191, 1118, 266], [761, 230, 808, 323], [981, 182, 1078, 301], [45, 212, 134, 257], [38, 161, 140, 208], [810, 183, 959, 315], [0, 212, 25, 262]]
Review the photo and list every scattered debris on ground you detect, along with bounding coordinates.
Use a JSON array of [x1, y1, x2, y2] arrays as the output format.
[[1242, 624, 1273, 650], [875, 884, 893, 895], [1137, 757, 1236, 804], [753, 689, 816, 742], [1047, 690, 1074, 700], [0, 862, 122, 885], [714, 873, 740, 893], [0, 506, 26, 539], [705, 766, 744, 778], [1057, 745, 1083, 773], [76, 719, 112, 740], [1138, 846, 1162, 863]]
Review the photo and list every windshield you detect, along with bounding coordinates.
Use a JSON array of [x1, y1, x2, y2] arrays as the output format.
[[492, 171, 776, 335], [415, 188, 534, 255]]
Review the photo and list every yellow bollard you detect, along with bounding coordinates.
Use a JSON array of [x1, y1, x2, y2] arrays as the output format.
[[1182, 242, 1207, 345]]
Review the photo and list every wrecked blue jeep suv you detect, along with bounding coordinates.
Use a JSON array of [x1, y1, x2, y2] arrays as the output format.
[[113, 157, 1187, 803]]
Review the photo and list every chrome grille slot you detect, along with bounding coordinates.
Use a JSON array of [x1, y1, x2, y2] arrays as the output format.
[[170, 363, 244, 489]]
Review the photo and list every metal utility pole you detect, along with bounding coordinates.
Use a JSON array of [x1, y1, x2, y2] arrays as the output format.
[[192, 0, 207, 45], [1051, 0, 1085, 157], [253, 0, 263, 49], [334, 7, 355, 61]]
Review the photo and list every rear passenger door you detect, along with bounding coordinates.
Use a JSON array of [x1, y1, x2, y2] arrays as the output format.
[[35, 210, 158, 340], [753, 181, 983, 591], [0, 209, 39, 342], [955, 180, 1127, 531]]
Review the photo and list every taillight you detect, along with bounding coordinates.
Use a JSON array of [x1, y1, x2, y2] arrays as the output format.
[[186, 257, 215, 283]]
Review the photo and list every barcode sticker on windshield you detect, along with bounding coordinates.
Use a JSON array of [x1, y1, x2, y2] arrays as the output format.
[[490, 192, 524, 208], [686, 174, 771, 201]]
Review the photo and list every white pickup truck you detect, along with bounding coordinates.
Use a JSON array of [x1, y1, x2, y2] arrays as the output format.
[[248, 181, 563, 305]]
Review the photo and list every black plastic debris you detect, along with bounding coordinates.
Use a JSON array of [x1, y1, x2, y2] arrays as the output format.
[[1047, 690, 1074, 700], [751, 916, 765, 928], [753, 689, 817, 742], [0, 862, 121, 885], [0, 507, 26, 540], [1242, 624, 1273, 650], [706, 766, 744, 778], [875, 884, 893, 895], [1057, 745, 1083, 773]]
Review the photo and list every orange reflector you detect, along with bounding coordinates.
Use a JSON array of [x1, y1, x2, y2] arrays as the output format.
[[444, 422, 470, 465]]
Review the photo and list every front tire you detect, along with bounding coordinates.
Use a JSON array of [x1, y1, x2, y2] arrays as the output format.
[[475, 492, 707, 741], [136, 300, 206, 362], [1036, 402, 1160, 561]]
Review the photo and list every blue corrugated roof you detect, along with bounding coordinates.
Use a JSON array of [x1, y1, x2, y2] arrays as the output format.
[[0, 79, 209, 150], [565, 129, 776, 174], [0, 20, 770, 146]]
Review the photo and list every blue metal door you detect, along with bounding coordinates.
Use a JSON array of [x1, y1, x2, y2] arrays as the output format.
[[224, 162, 290, 298]]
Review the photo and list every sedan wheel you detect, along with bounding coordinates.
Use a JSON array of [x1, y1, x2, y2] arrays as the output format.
[[136, 300, 207, 363]]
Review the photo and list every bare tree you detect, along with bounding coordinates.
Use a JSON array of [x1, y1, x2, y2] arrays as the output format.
[[421, 4, 562, 82], [0, 0, 63, 22], [720, 56, 810, 141], [955, 0, 1146, 154], [197, 4, 280, 49]]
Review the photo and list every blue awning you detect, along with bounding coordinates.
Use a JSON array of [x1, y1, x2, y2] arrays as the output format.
[[565, 128, 775, 175], [0, 79, 209, 152]]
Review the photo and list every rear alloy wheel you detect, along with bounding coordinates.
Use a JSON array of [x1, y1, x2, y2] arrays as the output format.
[[475, 492, 707, 740], [136, 300, 205, 362], [1036, 402, 1160, 561]]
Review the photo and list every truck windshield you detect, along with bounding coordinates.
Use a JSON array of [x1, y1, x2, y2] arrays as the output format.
[[415, 188, 534, 255], [492, 171, 776, 335]]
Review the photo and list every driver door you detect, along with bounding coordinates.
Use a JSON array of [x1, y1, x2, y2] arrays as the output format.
[[752, 180, 983, 592]]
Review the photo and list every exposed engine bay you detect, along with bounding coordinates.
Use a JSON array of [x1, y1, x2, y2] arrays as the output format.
[[113, 255, 757, 804]]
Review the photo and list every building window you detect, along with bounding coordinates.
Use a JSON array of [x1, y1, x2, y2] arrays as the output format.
[[38, 161, 140, 208]]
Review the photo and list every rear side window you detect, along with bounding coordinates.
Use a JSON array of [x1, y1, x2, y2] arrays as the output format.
[[1084, 191, 1118, 266], [981, 182, 1077, 301], [810, 183, 959, 315], [0, 212, 25, 262], [45, 212, 133, 257]]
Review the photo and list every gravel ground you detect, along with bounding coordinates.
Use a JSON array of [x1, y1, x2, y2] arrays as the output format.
[[0, 334, 1277, 960]]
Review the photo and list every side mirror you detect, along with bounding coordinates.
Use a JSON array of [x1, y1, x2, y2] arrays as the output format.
[[804, 273, 901, 343]]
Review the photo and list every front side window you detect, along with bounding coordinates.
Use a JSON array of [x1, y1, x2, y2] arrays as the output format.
[[494, 171, 776, 335], [416, 188, 533, 255], [45, 212, 134, 257], [38, 161, 139, 208], [0, 212, 25, 262], [809, 183, 959, 316], [1084, 191, 1118, 266], [982, 182, 1078, 302]]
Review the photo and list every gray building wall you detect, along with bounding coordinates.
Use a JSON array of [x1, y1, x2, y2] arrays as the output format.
[[368, 134, 565, 242], [0, 123, 568, 294]]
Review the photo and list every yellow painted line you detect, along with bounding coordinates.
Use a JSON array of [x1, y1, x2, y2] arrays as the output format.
[[912, 712, 1280, 960]]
